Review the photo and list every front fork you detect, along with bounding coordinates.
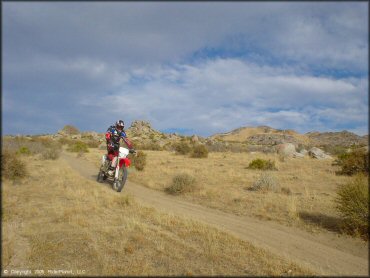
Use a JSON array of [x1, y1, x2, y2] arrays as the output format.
[[114, 160, 120, 180]]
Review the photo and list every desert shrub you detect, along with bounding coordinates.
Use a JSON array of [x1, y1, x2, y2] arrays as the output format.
[[334, 148, 369, 176], [335, 174, 369, 239], [86, 140, 100, 148], [249, 172, 279, 192], [1, 150, 28, 180], [17, 146, 31, 155], [61, 125, 80, 135], [131, 151, 147, 171], [41, 148, 60, 160], [165, 173, 196, 195], [31, 136, 59, 148], [247, 159, 277, 170], [58, 137, 74, 146], [323, 145, 349, 156], [175, 142, 191, 155], [67, 141, 89, 153], [281, 187, 292, 195], [190, 144, 208, 158]]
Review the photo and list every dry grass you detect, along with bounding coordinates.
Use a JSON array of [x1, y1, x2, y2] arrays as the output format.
[[2, 153, 310, 276], [83, 149, 355, 234]]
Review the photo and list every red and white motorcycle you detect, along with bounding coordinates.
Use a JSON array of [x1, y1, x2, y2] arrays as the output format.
[[97, 147, 135, 192]]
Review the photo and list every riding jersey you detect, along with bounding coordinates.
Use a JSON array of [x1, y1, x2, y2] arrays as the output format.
[[105, 125, 133, 150]]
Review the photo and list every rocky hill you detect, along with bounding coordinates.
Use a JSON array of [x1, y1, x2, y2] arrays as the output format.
[[210, 126, 311, 146], [210, 126, 368, 148], [44, 122, 367, 151], [306, 131, 368, 147]]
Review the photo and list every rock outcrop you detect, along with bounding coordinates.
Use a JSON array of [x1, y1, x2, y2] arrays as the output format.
[[247, 134, 300, 146], [308, 147, 332, 159], [306, 131, 367, 147]]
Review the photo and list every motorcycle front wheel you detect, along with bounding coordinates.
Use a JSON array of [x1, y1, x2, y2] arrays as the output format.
[[113, 166, 128, 192]]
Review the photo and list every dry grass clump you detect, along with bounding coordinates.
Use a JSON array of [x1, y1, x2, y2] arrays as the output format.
[[86, 139, 101, 148], [131, 151, 147, 171], [67, 141, 89, 153], [58, 137, 74, 146], [335, 174, 369, 239], [249, 172, 280, 192], [334, 149, 369, 176], [165, 173, 197, 195], [190, 144, 208, 158], [16, 146, 31, 155], [174, 142, 191, 155], [1, 150, 28, 180], [247, 158, 277, 170], [41, 148, 60, 160]]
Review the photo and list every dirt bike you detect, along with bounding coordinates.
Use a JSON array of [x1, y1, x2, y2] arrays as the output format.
[[97, 147, 135, 192]]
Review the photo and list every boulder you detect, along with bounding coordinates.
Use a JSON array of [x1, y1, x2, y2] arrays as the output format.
[[276, 143, 296, 157], [292, 152, 305, 158], [308, 147, 332, 159], [299, 149, 308, 155]]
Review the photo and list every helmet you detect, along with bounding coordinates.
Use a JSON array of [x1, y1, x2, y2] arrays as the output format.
[[115, 120, 124, 131]]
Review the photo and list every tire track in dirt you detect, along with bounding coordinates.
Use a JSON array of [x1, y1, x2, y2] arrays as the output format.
[[61, 152, 368, 276]]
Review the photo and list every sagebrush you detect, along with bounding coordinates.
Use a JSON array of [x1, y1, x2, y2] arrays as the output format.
[[190, 144, 208, 158], [335, 174, 369, 239], [131, 151, 147, 171], [248, 159, 277, 170], [334, 148, 369, 176], [165, 173, 197, 195], [249, 172, 279, 192], [2, 150, 28, 180], [175, 142, 191, 155]]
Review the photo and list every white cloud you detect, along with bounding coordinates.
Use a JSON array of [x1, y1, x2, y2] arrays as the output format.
[[3, 2, 368, 135], [78, 58, 367, 136]]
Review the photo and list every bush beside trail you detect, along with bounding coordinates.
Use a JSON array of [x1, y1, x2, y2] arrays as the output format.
[[165, 173, 197, 195], [249, 172, 280, 192], [130, 151, 147, 171], [1, 150, 28, 180], [335, 174, 369, 239], [333, 148, 369, 176], [247, 159, 277, 171]]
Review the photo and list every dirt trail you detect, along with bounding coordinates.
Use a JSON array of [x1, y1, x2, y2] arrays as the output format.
[[61, 152, 368, 276]]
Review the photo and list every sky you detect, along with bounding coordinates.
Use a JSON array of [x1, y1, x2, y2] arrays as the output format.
[[3, 2, 369, 136]]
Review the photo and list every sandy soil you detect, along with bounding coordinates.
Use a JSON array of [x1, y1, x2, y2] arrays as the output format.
[[61, 152, 368, 276]]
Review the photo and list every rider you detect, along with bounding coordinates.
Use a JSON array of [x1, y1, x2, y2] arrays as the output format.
[[105, 120, 135, 175]]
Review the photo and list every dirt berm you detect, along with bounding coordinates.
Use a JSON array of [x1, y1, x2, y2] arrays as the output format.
[[61, 152, 368, 276]]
